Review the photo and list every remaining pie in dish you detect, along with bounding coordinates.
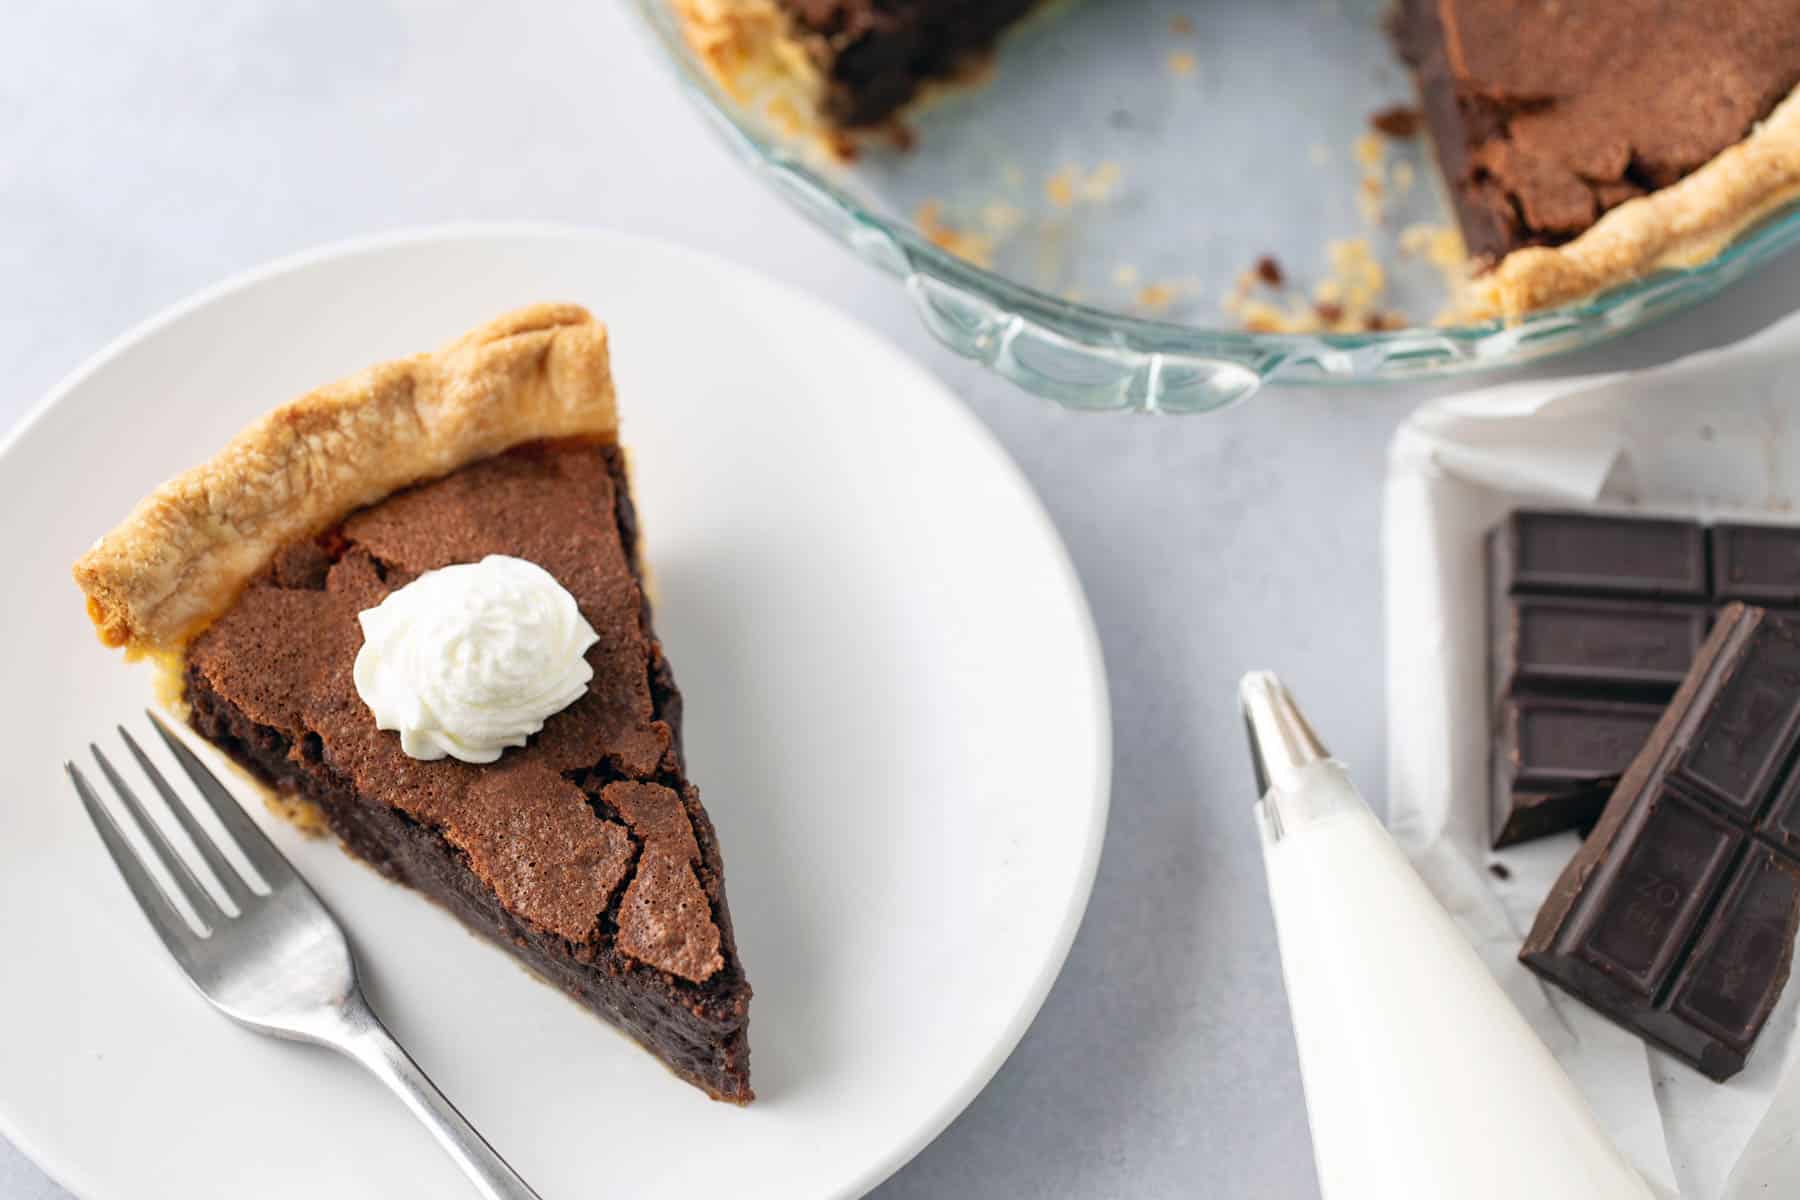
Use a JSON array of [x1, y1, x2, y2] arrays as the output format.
[[73, 305, 753, 1102], [1397, 0, 1800, 318], [674, 0, 1800, 319], [674, 0, 1042, 141]]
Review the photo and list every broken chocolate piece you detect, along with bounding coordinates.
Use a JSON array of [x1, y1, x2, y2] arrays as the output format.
[[1492, 696, 1662, 848], [1521, 605, 1800, 1080]]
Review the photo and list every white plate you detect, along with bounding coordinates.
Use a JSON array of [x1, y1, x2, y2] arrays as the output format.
[[0, 227, 1110, 1200]]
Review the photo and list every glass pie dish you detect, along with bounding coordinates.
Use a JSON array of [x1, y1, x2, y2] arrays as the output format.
[[633, 0, 1800, 412]]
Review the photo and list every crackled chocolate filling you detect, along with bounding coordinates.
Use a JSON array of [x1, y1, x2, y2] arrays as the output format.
[[779, 0, 1041, 127], [183, 441, 752, 1102], [1397, 0, 1800, 264]]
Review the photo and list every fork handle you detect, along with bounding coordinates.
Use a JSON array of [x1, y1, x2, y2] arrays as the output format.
[[335, 994, 543, 1200]]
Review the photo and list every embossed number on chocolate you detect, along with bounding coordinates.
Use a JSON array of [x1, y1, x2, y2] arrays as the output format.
[[1570, 789, 1740, 996]]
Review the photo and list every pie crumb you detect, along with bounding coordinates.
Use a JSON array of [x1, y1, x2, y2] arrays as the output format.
[[1392, 160, 1416, 197], [1168, 50, 1197, 77], [1350, 131, 1394, 224], [980, 202, 1025, 237], [1352, 132, 1386, 170], [914, 200, 997, 267], [1400, 222, 1466, 270], [1400, 222, 1481, 324], [1223, 237, 1400, 333], [1046, 161, 1123, 208], [1136, 282, 1180, 314], [1358, 175, 1387, 225], [1369, 105, 1423, 139], [1084, 161, 1123, 202]]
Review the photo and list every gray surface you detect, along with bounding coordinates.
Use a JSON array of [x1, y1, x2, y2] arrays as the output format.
[[5, 4, 1798, 1197]]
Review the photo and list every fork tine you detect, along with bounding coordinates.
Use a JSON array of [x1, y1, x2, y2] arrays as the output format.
[[120, 726, 258, 911], [146, 711, 296, 891], [68, 762, 210, 949], [90, 745, 223, 926]]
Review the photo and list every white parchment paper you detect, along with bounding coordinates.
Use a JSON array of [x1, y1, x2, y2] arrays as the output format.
[[1385, 311, 1800, 1200]]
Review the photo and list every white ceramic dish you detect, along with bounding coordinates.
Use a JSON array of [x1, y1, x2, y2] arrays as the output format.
[[0, 226, 1111, 1200]]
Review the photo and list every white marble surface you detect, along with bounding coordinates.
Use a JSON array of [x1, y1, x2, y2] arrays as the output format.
[[6, 3, 1799, 1197]]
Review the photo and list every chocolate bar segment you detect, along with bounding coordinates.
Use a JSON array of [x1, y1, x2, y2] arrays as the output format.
[[1522, 605, 1800, 1080], [1713, 524, 1800, 606], [1666, 847, 1800, 1060], [1494, 596, 1708, 698], [1493, 510, 1709, 599], [1491, 697, 1662, 848], [1670, 623, 1800, 820]]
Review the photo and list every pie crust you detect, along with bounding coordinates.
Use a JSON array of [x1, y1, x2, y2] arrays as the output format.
[[674, 0, 828, 147], [671, 0, 1029, 155], [73, 304, 617, 656], [1473, 86, 1800, 321]]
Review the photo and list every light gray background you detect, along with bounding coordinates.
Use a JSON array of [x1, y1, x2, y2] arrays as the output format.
[[6, 4, 1798, 1197]]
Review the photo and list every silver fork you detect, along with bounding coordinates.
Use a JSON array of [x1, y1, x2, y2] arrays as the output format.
[[67, 712, 541, 1200]]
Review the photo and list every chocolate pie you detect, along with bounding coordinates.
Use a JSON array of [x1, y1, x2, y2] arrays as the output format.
[[73, 306, 753, 1102], [675, 0, 1800, 318], [1398, 0, 1800, 318]]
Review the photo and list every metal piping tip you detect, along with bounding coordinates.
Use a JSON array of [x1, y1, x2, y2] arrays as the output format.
[[1240, 671, 1330, 798]]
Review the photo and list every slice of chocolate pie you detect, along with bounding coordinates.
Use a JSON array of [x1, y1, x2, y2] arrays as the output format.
[[73, 305, 752, 1102]]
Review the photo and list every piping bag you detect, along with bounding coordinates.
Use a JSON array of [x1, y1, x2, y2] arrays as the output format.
[[1242, 671, 1653, 1200]]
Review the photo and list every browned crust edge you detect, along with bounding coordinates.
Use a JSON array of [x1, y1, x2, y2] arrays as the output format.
[[72, 303, 618, 655], [1478, 85, 1800, 321]]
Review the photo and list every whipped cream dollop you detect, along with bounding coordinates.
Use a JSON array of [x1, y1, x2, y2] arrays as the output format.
[[352, 555, 599, 764]]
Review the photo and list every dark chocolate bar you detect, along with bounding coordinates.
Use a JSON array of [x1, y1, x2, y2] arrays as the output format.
[[1487, 510, 1712, 847], [1521, 605, 1800, 1080]]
